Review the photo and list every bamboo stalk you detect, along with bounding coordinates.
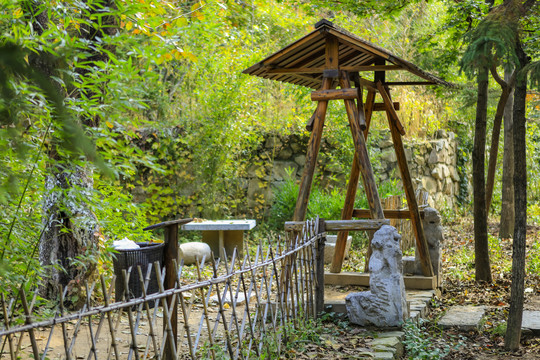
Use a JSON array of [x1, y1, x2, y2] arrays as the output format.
[[1, 294, 15, 359], [100, 275, 120, 360], [20, 288, 40, 360], [210, 256, 235, 358], [194, 255, 216, 359]]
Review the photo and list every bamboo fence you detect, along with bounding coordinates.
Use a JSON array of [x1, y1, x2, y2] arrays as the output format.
[[0, 219, 325, 360]]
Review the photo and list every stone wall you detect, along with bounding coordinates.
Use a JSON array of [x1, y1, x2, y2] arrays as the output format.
[[245, 129, 461, 212]]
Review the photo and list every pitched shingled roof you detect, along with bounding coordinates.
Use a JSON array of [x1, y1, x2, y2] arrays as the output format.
[[243, 19, 452, 89]]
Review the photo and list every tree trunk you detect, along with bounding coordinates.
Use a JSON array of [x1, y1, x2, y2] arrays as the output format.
[[473, 67, 492, 283], [39, 166, 99, 304], [505, 42, 528, 351], [38, 0, 117, 303], [500, 68, 515, 238]]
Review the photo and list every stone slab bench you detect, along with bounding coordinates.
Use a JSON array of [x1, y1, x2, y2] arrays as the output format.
[[181, 220, 256, 259]]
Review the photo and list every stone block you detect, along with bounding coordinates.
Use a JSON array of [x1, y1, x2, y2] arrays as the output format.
[[324, 235, 352, 264], [439, 305, 486, 331], [294, 154, 306, 167]]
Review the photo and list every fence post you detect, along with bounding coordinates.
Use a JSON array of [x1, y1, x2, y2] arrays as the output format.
[[315, 218, 326, 318], [143, 218, 193, 360]]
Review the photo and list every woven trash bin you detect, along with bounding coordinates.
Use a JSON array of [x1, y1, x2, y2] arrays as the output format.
[[112, 242, 165, 305]]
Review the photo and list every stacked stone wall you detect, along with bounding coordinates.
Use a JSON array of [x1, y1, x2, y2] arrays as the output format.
[[245, 129, 461, 212]]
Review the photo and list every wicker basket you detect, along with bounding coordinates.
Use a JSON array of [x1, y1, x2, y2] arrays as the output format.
[[112, 242, 165, 304]]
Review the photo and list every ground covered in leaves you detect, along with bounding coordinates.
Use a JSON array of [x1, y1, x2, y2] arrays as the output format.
[[286, 216, 540, 359]]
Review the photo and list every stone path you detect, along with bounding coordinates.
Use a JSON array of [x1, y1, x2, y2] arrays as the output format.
[[438, 305, 486, 331], [522, 310, 540, 336], [325, 289, 437, 359]]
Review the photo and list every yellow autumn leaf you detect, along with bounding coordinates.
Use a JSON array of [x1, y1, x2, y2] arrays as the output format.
[[125, 21, 133, 31], [183, 51, 198, 63], [223, 303, 230, 309], [164, 52, 173, 61], [174, 50, 183, 60], [106, 121, 113, 128], [173, 17, 188, 27]]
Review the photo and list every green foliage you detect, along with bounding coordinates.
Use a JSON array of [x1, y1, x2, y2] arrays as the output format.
[[460, 14, 519, 78], [268, 167, 404, 231], [403, 318, 451, 359]]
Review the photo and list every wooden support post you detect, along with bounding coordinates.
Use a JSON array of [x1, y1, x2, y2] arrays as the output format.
[[163, 224, 178, 360], [377, 82, 434, 277], [329, 87, 376, 273], [329, 71, 385, 273], [352, 73, 366, 130], [314, 219, 326, 318], [293, 35, 338, 222], [143, 218, 192, 360]]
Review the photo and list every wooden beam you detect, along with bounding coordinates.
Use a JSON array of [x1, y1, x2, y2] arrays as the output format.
[[356, 77, 377, 92], [311, 88, 357, 101], [293, 36, 339, 223], [382, 86, 434, 277], [352, 73, 366, 130], [373, 102, 400, 111], [293, 77, 332, 221], [324, 272, 438, 290], [376, 81, 406, 136], [343, 65, 402, 72], [385, 81, 437, 86], [285, 219, 389, 232], [364, 90, 376, 138], [329, 71, 385, 274], [353, 209, 425, 219], [267, 65, 403, 74]]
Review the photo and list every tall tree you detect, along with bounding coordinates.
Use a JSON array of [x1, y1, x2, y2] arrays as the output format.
[[505, 38, 529, 351], [31, 0, 118, 301], [499, 68, 515, 238]]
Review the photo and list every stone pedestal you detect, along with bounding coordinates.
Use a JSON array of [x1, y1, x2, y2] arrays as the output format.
[[403, 207, 443, 276], [346, 225, 408, 327]]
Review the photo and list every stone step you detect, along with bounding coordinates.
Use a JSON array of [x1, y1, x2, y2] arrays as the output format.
[[521, 310, 540, 336], [438, 305, 486, 331]]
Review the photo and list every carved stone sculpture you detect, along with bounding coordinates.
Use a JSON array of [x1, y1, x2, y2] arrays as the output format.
[[346, 225, 408, 327]]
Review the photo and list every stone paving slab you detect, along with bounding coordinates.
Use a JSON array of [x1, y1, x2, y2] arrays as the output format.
[[522, 310, 540, 335], [438, 305, 486, 331]]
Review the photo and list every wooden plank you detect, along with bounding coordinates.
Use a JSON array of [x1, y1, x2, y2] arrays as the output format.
[[382, 86, 434, 278], [377, 81, 406, 136], [284, 219, 389, 232], [293, 76, 333, 221], [324, 272, 438, 290], [311, 88, 357, 101], [353, 209, 425, 219]]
